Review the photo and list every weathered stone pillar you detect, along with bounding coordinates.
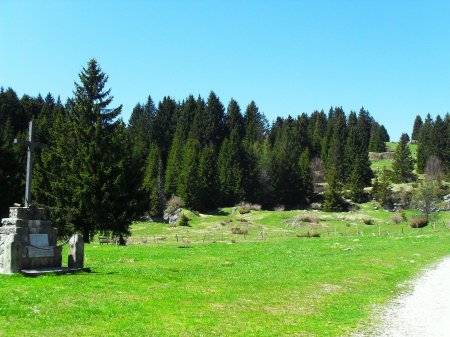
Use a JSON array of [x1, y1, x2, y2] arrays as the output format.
[[68, 234, 84, 269], [3, 234, 25, 274]]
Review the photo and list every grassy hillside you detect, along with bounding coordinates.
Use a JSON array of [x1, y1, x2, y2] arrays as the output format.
[[1, 207, 449, 336], [370, 142, 418, 171]]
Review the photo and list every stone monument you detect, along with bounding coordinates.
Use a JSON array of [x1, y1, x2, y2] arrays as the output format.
[[0, 121, 85, 275], [0, 206, 62, 274]]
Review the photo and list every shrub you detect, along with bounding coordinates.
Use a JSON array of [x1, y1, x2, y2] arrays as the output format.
[[165, 195, 185, 214], [177, 213, 191, 227], [296, 232, 320, 238], [410, 216, 428, 228], [363, 218, 375, 225], [238, 207, 251, 214], [274, 205, 285, 211], [239, 202, 262, 211], [391, 214, 403, 224], [295, 214, 320, 223], [231, 227, 248, 235]]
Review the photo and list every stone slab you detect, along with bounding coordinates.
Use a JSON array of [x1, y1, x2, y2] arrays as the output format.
[[29, 234, 49, 247], [1, 218, 27, 228], [0, 227, 26, 236], [21, 267, 91, 277], [9, 207, 46, 221], [27, 246, 54, 258]]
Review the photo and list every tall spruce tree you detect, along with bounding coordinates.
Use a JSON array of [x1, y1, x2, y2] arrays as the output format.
[[417, 114, 433, 173], [411, 115, 423, 141], [197, 143, 218, 210], [177, 138, 201, 208], [143, 144, 164, 217], [217, 130, 244, 205], [34, 59, 142, 242], [392, 133, 415, 183]]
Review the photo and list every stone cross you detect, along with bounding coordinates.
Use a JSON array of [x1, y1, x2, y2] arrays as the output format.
[[14, 121, 46, 207]]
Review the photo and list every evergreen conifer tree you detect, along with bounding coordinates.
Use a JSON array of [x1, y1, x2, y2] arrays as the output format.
[[217, 130, 244, 205], [411, 115, 423, 141], [143, 144, 164, 217], [197, 143, 218, 210], [34, 59, 142, 242], [392, 133, 415, 183], [177, 138, 201, 208]]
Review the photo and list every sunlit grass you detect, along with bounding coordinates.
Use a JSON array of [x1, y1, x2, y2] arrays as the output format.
[[1, 207, 449, 337]]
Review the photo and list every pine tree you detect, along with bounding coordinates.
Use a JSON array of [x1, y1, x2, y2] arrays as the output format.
[[298, 149, 313, 202], [203, 91, 225, 148], [196, 143, 218, 210], [225, 99, 244, 139], [217, 130, 244, 205], [143, 144, 164, 217], [153, 96, 177, 164], [392, 133, 415, 183], [327, 107, 347, 182], [164, 130, 183, 197], [411, 115, 423, 141], [128, 95, 155, 166], [176, 138, 201, 208], [323, 166, 347, 212], [417, 114, 433, 173], [34, 59, 142, 242]]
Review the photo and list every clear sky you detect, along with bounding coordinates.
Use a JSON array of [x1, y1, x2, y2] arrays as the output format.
[[1, 1, 450, 141]]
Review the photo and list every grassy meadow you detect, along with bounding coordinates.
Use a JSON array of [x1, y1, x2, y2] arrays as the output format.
[[1, 206, 449, 336]]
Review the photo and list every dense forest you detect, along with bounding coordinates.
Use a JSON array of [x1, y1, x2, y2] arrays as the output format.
[[1, 59, 449, 241]]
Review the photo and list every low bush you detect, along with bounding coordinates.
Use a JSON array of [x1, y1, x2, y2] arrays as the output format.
[[231, 227, 248, 235], [410, 216, 428, 228], [239, 202, 262, 211], [391, 214, 403, 224], [177, 213, 191, 227], [274, 205, 285, 211], [363, 218, 375, 225], [295, 214, 320, 223], [238, 207, 251, 214], [296, 232, 320, 238]]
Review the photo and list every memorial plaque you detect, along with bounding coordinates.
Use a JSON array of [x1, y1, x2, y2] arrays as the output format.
[[27, 246, 54, 258], [29, 234, 49, 247]]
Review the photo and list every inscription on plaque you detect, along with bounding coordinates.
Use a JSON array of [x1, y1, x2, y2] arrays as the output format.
[[30, 234, 49, 247], [27, 246, 54, 258]]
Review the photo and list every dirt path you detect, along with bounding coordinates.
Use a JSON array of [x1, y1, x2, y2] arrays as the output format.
[[362, 256, 450, 336]]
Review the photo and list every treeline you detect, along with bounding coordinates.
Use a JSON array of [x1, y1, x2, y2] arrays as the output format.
[[0, 59, 390, 239], [411, 114, 450, 174]]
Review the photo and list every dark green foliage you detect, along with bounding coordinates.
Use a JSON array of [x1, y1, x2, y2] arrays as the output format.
[[392, 133, 415, 183], [197, 143, 218, 210], [328, 108, 347, 182], [1, 76, 392, 216], [153, 96, 177, 164], [34, 59, 142, 241], [298, 149, 314, 202], [203, 91, 226, 148], [225, 99, 244, 139], [323, 167, 347, 212], [419, 114, 450, 175], [217, 130, 244, 205], [372, 169, 394, 209], [411, 115, 423, 141], [143, 144, 164, 217], [177, 138, 201, 209], [177, 213, 191, 227], [368, 123, 387, 152], [164, 130, 183, 197], [128, 96, 155, 166]]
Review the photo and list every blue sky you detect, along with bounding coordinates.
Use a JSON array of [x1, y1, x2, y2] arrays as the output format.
[[1, 1, 450, 141]]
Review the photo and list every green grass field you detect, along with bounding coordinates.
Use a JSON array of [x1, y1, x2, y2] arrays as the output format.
[[1, 207, 449, 336], [370, 142, 418, 171]]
